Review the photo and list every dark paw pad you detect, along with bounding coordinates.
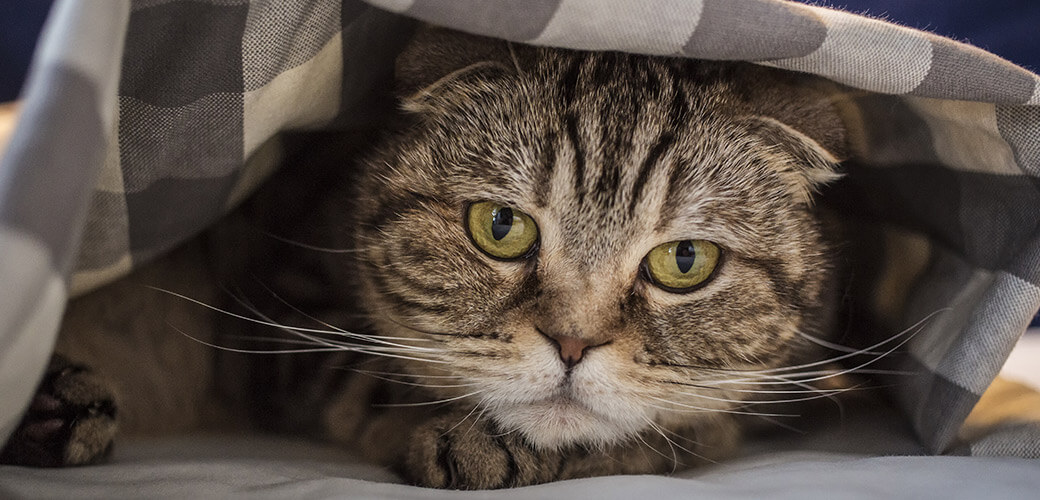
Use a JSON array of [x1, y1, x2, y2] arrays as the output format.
[[1, 358, 118, 467]]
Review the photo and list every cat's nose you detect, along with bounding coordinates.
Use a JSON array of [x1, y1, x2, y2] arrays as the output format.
[[537, 328, 609, 369]]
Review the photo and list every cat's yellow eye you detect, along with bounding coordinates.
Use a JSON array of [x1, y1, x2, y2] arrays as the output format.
[[466, 201, 539, 260], [644, 240, 721, 292]]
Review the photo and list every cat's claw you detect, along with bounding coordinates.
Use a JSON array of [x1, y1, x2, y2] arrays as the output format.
[[0, 355, 118, 467]]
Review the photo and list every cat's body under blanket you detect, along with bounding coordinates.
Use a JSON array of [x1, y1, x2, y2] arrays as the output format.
[[1, 27, 854, 489]]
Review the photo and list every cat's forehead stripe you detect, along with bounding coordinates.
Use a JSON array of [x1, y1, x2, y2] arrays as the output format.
[[532, 127, 556, 208], [563, 113, 587, 206], [533, 56, 714, 250], [628, 132, 675, 218]]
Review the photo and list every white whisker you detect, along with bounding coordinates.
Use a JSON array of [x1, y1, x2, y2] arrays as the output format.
[[220, 335, 437, 354], [706, 323, 925, 387], [631, 426, 677, 466], [347, 350, 450, 365], [351, 369, 464, 380], [246, 279, 438, 345], [670, 385, 856, 405], [756, 415, 807, 434], [227, 291, 447, 363], [468, 397, 493, 433], [717, 308, 946, 379], [168, 323, 450, 363], [647, 397, 797, 418], [352, 370, 479, 389], [167, 324, 342, 355], [151, 286, 439, 351], [441, 398, 486, 437], [372, 390, 485, 408], [641, 416, 707, 469], [795, 329, 884, 355]]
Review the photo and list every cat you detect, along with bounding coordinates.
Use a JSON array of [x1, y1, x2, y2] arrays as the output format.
[[1, 26, 849, 489]]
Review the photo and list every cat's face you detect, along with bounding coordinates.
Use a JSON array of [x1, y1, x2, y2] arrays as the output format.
[[350, 31, 845, 449]]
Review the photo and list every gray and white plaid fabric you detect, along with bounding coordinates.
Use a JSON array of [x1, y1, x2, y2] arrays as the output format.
[[1, 0, 1037, 458]]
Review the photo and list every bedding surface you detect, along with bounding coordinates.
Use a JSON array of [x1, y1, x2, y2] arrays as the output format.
[[1, 433, 1036, 499], [3, 387, 1038, 498]]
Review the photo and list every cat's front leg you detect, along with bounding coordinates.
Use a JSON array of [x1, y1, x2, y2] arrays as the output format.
[[403, 410, 563, 489], [0, 354, 118, 467], [403, 410, 740, 489]]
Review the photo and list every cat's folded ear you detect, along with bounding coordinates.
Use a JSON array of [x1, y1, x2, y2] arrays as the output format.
[[395, 26, 524, 113], [738, 69, 850, 205], [744, 115, 844, 205]]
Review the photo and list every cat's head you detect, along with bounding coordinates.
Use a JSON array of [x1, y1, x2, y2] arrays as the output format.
[[349, 27, 847, 449]]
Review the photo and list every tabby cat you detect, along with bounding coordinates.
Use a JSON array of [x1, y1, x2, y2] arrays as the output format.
[[1, 27, 848, 489]]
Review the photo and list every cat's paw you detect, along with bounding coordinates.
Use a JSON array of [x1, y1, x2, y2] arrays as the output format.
[[402, 413, 560, 489], [0, 355, 118, 467]]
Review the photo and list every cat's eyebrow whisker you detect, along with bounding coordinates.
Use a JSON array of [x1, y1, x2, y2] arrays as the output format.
[[371, 390, 485, 408], [646, 397, 797, 418]]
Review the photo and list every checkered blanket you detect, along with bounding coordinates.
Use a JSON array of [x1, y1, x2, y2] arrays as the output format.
[[1, 0, 1038, 459]]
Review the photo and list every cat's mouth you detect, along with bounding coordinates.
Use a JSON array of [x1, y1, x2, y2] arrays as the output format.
[[542, 392, 586, 410], [487, 384, 646, 449]]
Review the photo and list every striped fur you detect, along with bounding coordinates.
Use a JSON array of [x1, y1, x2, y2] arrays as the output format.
[[329, 28, 849, 488]]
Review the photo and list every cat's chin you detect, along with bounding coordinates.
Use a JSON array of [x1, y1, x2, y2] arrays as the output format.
[[490, 396, 644, 450]]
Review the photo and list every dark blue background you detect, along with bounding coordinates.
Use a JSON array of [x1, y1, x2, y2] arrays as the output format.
[[801, 0, 1039, 72], [2, 1, 1039, 101], [0, 1, 54, 101]]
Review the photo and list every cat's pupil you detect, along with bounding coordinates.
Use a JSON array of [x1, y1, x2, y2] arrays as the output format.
[[491, 207, 514, 240], [675, 240, 696, 273]]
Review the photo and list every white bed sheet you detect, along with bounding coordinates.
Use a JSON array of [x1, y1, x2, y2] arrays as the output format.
[[1, 434, 1038, 499]]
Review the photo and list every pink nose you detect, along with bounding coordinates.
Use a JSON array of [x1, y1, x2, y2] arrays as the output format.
[[538, 329, 609, 369]]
